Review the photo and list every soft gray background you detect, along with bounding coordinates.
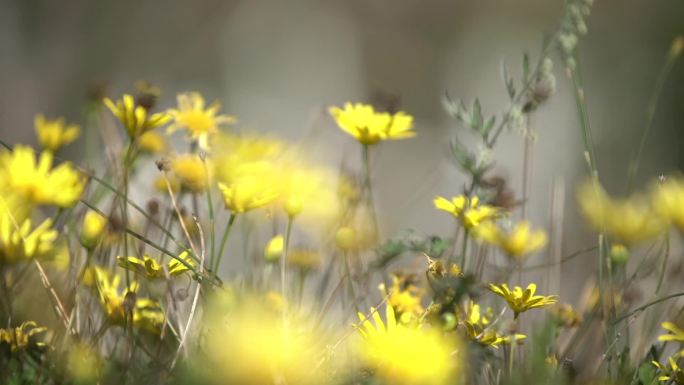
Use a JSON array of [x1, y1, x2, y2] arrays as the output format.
[[1, 0, 683, 304]]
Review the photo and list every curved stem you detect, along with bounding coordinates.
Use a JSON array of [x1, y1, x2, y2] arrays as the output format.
[[214, 213, 237, 275]]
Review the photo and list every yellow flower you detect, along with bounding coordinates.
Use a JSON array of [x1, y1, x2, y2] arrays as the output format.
[[577, 180, 665, 245], [103, 94, 170, 138], [213, 132, 285, 184], [80, 209, 107, 250], [0, 212, 57, 263], [355, 305, 461, 385], [0, 321, 47, 352], [116, 251, 194, 279], [0, 145, 85, 208], [264, 234, 284, 263], [659, 322, 684, 344], [171, 154, 210, 193], [488, 283, 558, 317], [287, 248, 322, 271], [67, 343, 101, 382], [653, 176, 684, 233], [167, 92, 236, 150], [434, 194, 499, 229], [329, 102, 415, 145], [153, 174, 179, 194], [218, 177, 279, 214], [476, 220, 547, 260], [137, 130, 167, 154], [34, 114, 80, 152], [382, 274, 424, 321], [335, 226, 357, 250], [549, 303, 581, 328], [205, 299, 325, 385], [459, 301, 525, 348], [93, 267, 164, 333], [279, 166, 338, 220], [653, 357, 684, 384]]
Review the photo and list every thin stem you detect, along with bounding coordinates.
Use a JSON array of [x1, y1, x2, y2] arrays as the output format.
[[460, 228, 470, 270], [613, 291, 684, 325], [214, 213, 237, 275], [281, 217, 294, 305], [627, 51, 679, 192], [655, 233, 671, 295], [362, 144, 380, 238]]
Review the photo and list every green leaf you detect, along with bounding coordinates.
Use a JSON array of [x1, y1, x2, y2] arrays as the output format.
[[638, 362, 657, 385]]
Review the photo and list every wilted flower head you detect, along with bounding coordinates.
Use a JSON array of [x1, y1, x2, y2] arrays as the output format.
[[167, 92, 236, 150], [329, 102, 415, 145], [34, 114, 80, 153]]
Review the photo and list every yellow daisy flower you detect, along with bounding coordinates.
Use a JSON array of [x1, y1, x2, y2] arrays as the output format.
[[0, 321, 47, 352], [434, 194, 499, 229], [218, 177, 279, 214], [329, 102, 415, 145], [116, 251, 194, 279], [167, 92, 237, 150], [653, 357, 684, 384], [171, 154, 210, 193], [476, 220, 547, 261], [0, 145, 85, 208], [34, 114, 80, 152], [137, 130, 167, 154], [0, 212, 57, 263], [103, 94, 170, 138], [488, 283, 558, 318]]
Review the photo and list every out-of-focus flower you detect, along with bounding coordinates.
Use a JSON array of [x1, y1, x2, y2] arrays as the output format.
[[434, 194, 499, 229], [355, 305, 461, 385], [279, 165, 338, 220], [488, 283, 558, 317], [287, 248, 322, 271], [653, 176, 684, 233], [0, 213, 57, 263], [103, 94, 170, 138], [264, 234, 284, 263], [80, 209, 107, 250], [549, 303, 581, 328], [653, 357, 684, 384], [659, 322, 684, 344], [459, 301, 524, 348], [137, 130, 167, 154], [218, 177, 279, 214], [93, 267, 164, 333], [0, 145, 85, 208], [0, 321, 47, 352], [67, 343, 101, 382], [380, 274, 424, 323], [167, 92, 236, 150], [577, 180, 665, 246], [329, 103, 415, 145], [475, 220, 547, 261], [34, 114, 80, 153], [171, 154, 210, 193], [116, 251, 194, 279], [153, 174, 179, 194], [213, 132, 285, 184], [335, 226, 357, 250], [670, 35, 684, 59], [205, 299, 326, 385]]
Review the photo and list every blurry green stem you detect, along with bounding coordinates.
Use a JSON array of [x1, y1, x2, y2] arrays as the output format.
[[460, 228, 469, 271], [362, 144, 380, 238], [214, 213, 237, 275], [343, 250, 360, 313], [281, 217, 294, 304], [655, 234, 671, 295], [627, 51, 679, 192]]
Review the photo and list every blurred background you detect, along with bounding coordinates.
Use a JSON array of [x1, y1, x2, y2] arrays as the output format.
[[0, 0, 683, 305]]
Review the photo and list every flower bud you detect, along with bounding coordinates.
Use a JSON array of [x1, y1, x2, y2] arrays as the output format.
[[335, 226, 357, 250], [80, 210, 107, 249], [264, 235, 284, 263], [610, 244, 629, 265]]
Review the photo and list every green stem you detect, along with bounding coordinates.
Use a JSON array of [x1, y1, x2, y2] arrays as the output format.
[[362, 144, 380, 238], [461, 228, 470, 271], [214, 213, 237, 275], [613, 290, 684, 325], [281, 217, 294, 304]]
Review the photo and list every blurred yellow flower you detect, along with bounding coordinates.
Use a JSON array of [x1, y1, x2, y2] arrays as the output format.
[[381, 274, 424, 322], [137, 130, 167, 154], [167, 92, 236, 150], [153, 174, 179, 194], [549, 303, 581, 328], [577, 180, 665, 245], [287, 248, 322, 271], [80, 209, 107, 250], [218, 177, 279, 214], [103, 94, 170, 138], [116, 251, 194, 279], [0, 213, 57, 263], [434, 194, 499, 229], [459, 300, 524, 348], [34, 114, 80, 152], [653, 176, 684, 233], [335, 226, 357, 250], [171, 154, 210, 193], [488, 283, 558, 317], [659, 321, 684, 344], [264, 234, 284, 263], [355, 305, 461, 385], [476, 220, 547, 261], [213, 132, 285, 184], [0, 321, 47, 352], [67, 343, 101, 382], [279, 166, 338, 220], [0, 145, 85, 208], [329, 103, 415, 145], [205, 299, 325, 385]]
